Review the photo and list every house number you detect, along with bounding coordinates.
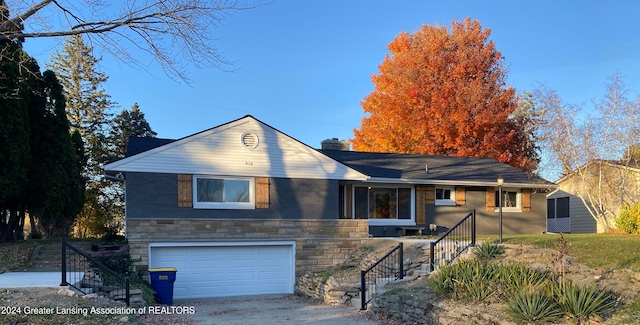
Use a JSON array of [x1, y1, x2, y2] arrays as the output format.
[[245, 161, 253, 165]]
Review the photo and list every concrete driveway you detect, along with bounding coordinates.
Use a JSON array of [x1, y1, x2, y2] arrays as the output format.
[[175, 294, 381, 325]]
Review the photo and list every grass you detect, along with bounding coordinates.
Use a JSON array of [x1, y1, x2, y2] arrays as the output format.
[[0, 237, 102, 273], [494, 233, 640, 272]]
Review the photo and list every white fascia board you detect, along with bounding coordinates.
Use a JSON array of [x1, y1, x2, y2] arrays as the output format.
[[365, 177, 558, 189]]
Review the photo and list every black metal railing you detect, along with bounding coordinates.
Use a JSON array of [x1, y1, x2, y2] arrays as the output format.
[[61, 237, 130, 306], [360, 243, 403, 310], [429, 210, 476, 272]]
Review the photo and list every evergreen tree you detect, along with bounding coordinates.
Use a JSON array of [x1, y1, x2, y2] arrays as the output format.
[[110, 103, 157, 159], [48, 35, 114, 185], [27, 70, 85, 238], [49, 35, 118, 237], [0, 5, 33, 241]]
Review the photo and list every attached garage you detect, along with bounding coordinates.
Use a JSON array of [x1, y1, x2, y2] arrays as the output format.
[[149, 242, 295, 299]]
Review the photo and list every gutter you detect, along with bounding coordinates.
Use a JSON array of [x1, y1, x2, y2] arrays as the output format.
[[363, 177, 558, 189]]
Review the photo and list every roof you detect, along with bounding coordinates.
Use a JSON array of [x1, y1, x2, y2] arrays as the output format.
[[556, 159, 640, 184], [320, 150, 554, 188], [104, 115, 368, 181], [110, 115, 554, 188], [126, 136, 175, 157]]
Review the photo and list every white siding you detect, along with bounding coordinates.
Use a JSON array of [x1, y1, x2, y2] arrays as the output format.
[[105, 117, 367, 181]]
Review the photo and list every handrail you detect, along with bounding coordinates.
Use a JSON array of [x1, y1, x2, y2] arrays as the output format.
[[360, 243, 403, 310], [61, 237, 130, 306], [429, 210, 476, 272]]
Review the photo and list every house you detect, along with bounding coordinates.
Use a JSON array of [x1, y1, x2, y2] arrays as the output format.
[[103, 115, 555, 300], [549, 160, 640, 233], [546, 189, 595, 233]]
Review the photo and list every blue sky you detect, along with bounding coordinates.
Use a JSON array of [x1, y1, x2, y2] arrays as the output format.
[[23, 1, 640, 173]]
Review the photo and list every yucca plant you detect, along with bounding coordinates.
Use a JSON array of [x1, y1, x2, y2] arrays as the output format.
[[428, 259, 499, 302], [474, 241, 505, 260], [552, 282, 617, 323], [506, 289, 564, 323], [498, 262, 552, 296]]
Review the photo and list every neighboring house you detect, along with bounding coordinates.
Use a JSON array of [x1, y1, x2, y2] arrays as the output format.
[[103, 115, 555, 300], [551, 160, 640, 233], [546, 189, 595, 233]]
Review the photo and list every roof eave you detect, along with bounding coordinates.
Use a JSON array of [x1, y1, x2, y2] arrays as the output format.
[[363, 177, 557, 188]]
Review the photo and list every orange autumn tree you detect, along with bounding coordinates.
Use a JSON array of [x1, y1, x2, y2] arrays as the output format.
[[353, 18, 538, 173]]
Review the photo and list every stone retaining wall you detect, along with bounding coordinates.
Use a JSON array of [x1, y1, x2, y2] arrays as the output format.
[[127, 219, 370, 275], [295, 273, 361, 305]]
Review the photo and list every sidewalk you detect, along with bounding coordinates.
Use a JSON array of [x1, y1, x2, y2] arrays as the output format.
[[0, 272, 74, 288]]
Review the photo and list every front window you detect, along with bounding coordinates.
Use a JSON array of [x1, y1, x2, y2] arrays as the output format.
[[435, 187, 455, 206], [194, 176, 254, 209], [495, 189, 521, 212], [354, 186, 412, 221]]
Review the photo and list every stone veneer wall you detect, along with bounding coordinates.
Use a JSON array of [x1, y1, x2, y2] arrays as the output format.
[[127, 219, 370, 276]]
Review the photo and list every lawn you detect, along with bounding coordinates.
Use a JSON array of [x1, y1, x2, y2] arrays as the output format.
[[0, 238, 89, 273], [498, 233, 640, 272]]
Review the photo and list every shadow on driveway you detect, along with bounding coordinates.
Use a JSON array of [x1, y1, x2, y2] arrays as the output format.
[[175, 294, 380, 325]]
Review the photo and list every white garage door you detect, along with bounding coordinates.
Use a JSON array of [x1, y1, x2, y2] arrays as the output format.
[[149, 242, 295, 299]]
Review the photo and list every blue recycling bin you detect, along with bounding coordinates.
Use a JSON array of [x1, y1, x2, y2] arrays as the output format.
[[148, 267, 177, 305]]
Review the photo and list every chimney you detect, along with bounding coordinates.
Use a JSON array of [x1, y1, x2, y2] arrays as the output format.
[[321, 138, 350, 151]]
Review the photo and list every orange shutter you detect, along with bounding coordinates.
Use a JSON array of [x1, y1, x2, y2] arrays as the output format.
[[425, 185, 435, 205], [416, 186, 426, 224], [486, 187, 495, 211], [255, 178, 270, 209], [522, 189, 531, 212], [178, 174, 193, 207], [455, 187, 466, 205]]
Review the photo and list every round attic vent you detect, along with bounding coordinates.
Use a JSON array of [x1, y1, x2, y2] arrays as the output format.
[[241, 132, 259, 149]]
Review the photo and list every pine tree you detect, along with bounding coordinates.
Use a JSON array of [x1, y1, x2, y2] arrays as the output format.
[[110, 103, 157, 160], [49, 35, 118, 237], [48, 35, 114, 185], [27, 70, 85, 238], [0, 5, 33, 241]]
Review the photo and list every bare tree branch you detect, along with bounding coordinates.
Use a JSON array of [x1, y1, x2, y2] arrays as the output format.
[[535, 74, 640, 231], [1, 0, 265, 83]]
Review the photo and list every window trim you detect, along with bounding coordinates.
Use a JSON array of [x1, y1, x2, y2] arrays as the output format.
[[435, 186, 456, 206], [353, 185, 416, 226], [494, 188, 522, 212], [193, 175, 255, 209]]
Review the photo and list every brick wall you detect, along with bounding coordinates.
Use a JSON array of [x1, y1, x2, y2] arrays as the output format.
[[128, 219, 370, 276]]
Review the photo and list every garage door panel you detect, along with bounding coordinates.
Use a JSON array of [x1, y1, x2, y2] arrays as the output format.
[[226, 259, 256, 268], [150, 244, 293, 299], [259, 271, 286, 280]]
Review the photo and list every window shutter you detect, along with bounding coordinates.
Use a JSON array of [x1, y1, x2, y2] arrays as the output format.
[[522, 189, 531, 212], [255, 177, 270, 209], [425, 185, 435, 205], [455, 187, 466, 205], [486, 187, 495, 211], [178, 174, 193, 207], [416, 186, 426, 224]]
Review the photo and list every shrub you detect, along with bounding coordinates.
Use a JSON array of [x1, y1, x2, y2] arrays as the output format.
[[552, 282, 617, 323], [427, 259, 498, 302], [497, 262, 552, 297], [93, 252, 133, 276], [473, 241, 505, 260], [506, 289, 564, 323], [615, 203, 640, 234]]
